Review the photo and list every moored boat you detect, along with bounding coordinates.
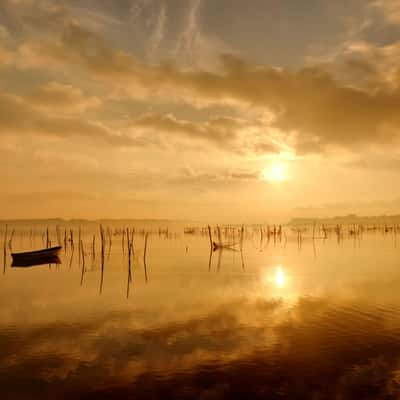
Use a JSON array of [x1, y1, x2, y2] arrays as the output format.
[[11, 246, 62, 261]]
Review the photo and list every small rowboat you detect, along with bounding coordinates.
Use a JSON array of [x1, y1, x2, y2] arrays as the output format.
[[12, 246, 62, 260], [11, 246, 62, 267]]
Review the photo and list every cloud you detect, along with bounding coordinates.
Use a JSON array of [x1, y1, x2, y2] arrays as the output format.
[[129, 112, 285, 156], [26, 81, 101, 112], [13, 20, 400, 154], [372, 0, 400, 24], [0, 0, 71, 39], [326, 39, 400, 91], [229, 171, 261, 180], [0, 85, 282, 156], [151, 56, 400, 153], [0, 42, 13, 65], [3, 1, 400, 167], [133, 113, 240, 145], [0, 25, 14, 65], [0, 92, 136, 146], [147, 1, 167, 61], [173, 0, 202, 65], [345, 155, 400, 171], [174, 167, 262, 185]]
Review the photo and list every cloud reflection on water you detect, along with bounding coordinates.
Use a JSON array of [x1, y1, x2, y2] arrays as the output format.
[[2, 296, 400, 399], [2, 228, 400, 399]]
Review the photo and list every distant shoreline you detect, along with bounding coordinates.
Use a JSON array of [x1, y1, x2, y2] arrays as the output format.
[[1, 214, 400, 226], [289, 214, 400, 225]]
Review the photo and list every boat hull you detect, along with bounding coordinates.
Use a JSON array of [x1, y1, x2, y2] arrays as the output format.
[[11, 246, 62, 260]]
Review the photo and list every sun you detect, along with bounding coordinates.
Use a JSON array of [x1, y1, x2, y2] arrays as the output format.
[[261, 162, 287, 182]]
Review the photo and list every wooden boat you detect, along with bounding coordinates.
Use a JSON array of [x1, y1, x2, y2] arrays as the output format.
[[11, 246, 62, 262]]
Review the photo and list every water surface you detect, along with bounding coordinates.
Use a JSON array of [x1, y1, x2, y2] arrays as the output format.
[[1, 223, 400, 399]]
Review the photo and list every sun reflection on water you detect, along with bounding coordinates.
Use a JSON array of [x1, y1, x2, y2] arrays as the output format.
[[262, 265, 287, 289], [261, 265, 296, 301], [275, 266, 285, 288]]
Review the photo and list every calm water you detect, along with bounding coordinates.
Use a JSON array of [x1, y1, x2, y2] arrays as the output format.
[[2, 223, 400, 399]]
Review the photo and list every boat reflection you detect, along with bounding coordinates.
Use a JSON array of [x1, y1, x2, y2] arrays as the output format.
[[12, 255, 61, 268]]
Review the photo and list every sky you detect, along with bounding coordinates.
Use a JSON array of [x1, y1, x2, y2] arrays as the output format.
[[1, 0, 400, 222]]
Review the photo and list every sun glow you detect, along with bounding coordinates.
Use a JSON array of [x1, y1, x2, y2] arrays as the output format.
[[275, 266, 285, 288], [261, 162, 287, 182], [262, 265, 286, 289]]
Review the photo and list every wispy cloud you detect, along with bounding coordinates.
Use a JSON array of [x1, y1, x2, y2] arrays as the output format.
[[371, 0, 400, 24], [147, 0, 166, 61], [174, 0, 202, 64]]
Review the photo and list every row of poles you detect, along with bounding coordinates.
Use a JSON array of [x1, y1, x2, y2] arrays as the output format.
[[3, 221, 400, 281], [1, 225, 151, 298], [75, 225, 150, 297]]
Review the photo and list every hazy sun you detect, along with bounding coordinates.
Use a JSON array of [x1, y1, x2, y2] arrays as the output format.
[[261, 162, 287, 182]]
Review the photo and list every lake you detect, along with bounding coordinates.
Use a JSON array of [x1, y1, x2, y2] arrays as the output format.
[[1, 222, 400, 399]]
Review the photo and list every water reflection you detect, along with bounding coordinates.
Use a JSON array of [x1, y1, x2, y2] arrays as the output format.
[[1, 225, 400, 398], [11, 255, 61, 268], [262, 265, 287, 291], [2, 297, 400, 399], [275, 266, 285, 288]]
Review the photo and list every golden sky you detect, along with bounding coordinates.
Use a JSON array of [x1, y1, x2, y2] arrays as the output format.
[[1, 0, 400, 221]]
